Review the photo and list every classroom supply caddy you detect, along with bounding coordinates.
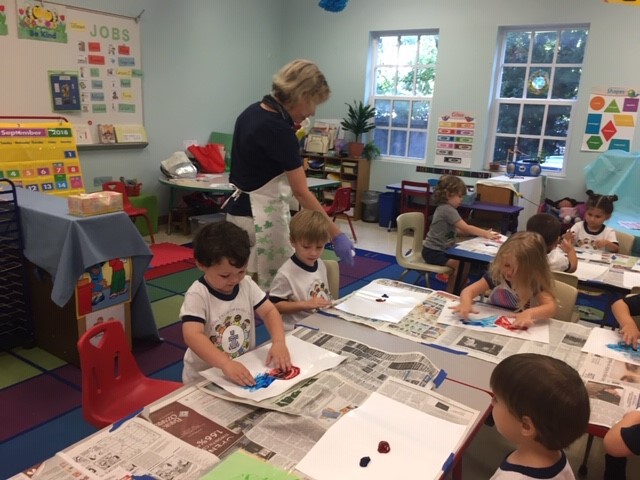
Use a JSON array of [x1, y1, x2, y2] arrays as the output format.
[[0, 178, 34, 350]]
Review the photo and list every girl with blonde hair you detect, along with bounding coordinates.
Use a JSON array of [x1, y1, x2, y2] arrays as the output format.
[[451, 231, 557, 328]]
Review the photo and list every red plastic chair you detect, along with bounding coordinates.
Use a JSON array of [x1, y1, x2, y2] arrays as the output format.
[[399, 180, 432, 237], [77, 320, 181, 429], [102, 181, 155, 243], [323, 186, 357, 242]]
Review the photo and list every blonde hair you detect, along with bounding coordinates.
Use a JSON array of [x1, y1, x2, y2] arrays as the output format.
[[489, 231, 553, 309], [432, 175, 467, 204], [289, 209, 331, 244], [272, 59, 331, 108]]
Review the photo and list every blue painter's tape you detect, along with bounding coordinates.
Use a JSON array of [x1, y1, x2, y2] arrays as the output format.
[[442, 452, 455, 473], [295, 323, 319, 331], [421, 342, 468, 355], [109, 407, 144, 432], [433, 369, 447, 388]]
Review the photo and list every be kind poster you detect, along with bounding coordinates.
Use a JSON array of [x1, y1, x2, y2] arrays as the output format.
[[582, 87, 640, 152]]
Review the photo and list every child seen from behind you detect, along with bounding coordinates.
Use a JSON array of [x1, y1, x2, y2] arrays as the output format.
[[526, 213, 577, 273], [567, 190, 619, 252], [490, 353, 590, 479], [451, 231, 557, 328], [422, 175, 501, 293], [270, 209, 333, 331], [181, 221, 291, 386]]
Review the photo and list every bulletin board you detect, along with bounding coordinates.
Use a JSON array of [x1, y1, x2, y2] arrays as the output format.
[[0, 1, 144, 145]]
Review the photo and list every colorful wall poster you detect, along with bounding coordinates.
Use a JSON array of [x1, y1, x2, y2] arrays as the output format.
[[0, 121, 85, 196], [581, 87, 640, 152], [0, 4, 8, 35], [49, 70, 81, 111], [434, 111, 475, 168], [16, 1, 67, 43]]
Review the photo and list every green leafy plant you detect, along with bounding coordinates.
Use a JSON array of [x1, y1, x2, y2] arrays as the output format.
[[340, 101, 376, 143], [362, 141, 381, 160]]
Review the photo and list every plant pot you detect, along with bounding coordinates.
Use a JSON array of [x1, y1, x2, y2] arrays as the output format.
[[489, 163, 501, 172], [347, 142, 365, 158]]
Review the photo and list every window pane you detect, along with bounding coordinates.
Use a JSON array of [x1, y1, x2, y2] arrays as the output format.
[[410, 101, 429, 128], [397, 66, 414, 96], [378, 36, 399, 64], [376, 67, 396, 96], [493, 136, 516, 164], [500, 67, 526, 98], [526, 67, 551, 99], [408, 131, 427, 159], [531, 31, 557, 64], [392, 100, 410, 127], [518, 137, 540, 160], [374, 99, 391, 127], [504, 31, 530, 63], [542, 139, 565, 157], [521, 104, 545, 135], [557, 29, 588, 64], [552, 67, 581, 100], [496, 103, 520, 134], [418, 35, 438, 64], [390, 130, 407, 156], [414, 66, 436, 96], [545, 105, 571, 137], [398, 35, 418, 63], [374, 128, 389, 156]]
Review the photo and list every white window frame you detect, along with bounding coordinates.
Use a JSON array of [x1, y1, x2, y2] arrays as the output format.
[[369, 30, 439, 162], [487, 24, 589, 176]]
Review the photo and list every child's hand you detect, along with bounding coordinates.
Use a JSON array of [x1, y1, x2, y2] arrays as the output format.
[[305, 296, 332, 311], [221, 359, 256, 387], [564, 231, 575, 244], [559, 236, 575, 254], [485, 229, 501, 241], [266, 341, 292, 372], [513, 311, 535, 328], [449, 301, 478, 320], [620, 323, 640, 349]]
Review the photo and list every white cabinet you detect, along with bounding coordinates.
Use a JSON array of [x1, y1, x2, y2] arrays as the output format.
[[476, 175, 544, 231]]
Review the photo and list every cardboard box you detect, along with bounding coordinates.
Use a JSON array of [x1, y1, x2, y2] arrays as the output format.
[[68, 191, 123, 216]]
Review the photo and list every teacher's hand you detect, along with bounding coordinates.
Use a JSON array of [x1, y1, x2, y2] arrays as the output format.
[[333, 233, 355, 266]]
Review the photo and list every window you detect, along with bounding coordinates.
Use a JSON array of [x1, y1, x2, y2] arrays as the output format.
[[370, 31, 439, 161], [489, 26, 589, 174]]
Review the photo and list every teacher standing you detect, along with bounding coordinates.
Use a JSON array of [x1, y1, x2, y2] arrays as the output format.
[[226, 59, 354, 290]]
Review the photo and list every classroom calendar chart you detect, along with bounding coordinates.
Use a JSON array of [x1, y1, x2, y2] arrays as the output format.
[[581, 87, 640, 152], [0, 121, 85, 196]]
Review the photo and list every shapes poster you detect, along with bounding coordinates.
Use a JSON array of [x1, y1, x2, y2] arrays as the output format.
[[582, 87, 640, 152], [434, 111, 475, 169]]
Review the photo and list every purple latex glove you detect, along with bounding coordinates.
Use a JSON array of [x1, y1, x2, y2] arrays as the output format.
[[333, 233, 355, 266]]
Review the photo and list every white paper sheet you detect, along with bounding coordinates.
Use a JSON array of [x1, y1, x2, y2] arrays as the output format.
[[582, 327, 640, 367], [333, 282, 430, 323], [574, 262, 609, 282], [199, 335, 346, 402], [296, 392, 467, 480], [437, 300, 550, 343], [623, 270, 640, 289]]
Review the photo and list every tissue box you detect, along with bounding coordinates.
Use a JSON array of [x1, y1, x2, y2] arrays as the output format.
[[68, 191, 123, 216]]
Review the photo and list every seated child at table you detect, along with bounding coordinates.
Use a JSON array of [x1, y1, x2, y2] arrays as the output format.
[[451, 231, 557, 328], [270, 209, 333, 331], [490, 353, 590, 480], [603, 404, 640, 480], [526, 213, 577, 273], [567, 190, 619, 253], [612, 294, 640, 347], [422, 175, 501, 293], [181, 221, 291, 385]]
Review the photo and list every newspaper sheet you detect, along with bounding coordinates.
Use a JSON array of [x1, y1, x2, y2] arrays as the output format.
[[579, 353, 640, 427], [454, 235, 507, 255], [13, 417, 219, 480], [197, 328, 443, 415]]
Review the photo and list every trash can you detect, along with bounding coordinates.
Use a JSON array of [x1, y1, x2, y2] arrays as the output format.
[[378, 192, 399, 229], [361, 190, 381, 223]]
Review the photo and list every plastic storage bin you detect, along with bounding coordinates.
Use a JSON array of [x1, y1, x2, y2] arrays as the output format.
[[361, 190, 381, 223], [378, 192, 399, 229]]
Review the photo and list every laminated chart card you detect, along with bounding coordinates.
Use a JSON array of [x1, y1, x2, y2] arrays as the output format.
[[438, 300, 550, 343]]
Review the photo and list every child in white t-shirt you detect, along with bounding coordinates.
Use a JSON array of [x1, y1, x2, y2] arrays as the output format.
[[568, 190, 619, 252], [526, 213, 577, 273]]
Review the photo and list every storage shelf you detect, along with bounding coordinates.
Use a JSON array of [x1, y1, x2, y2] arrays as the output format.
[[77, 142, 148, 151]]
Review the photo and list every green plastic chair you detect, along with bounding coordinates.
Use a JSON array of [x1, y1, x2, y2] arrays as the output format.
[[208, 131, 233, 172]]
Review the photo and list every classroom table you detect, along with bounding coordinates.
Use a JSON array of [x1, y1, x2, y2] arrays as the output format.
[[15, 187, 159, 341], [159, 174, 341, 233]]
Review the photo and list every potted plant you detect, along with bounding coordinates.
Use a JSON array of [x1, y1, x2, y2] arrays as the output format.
[[340, 101, 376, 158], [362, 140, 381, 160]]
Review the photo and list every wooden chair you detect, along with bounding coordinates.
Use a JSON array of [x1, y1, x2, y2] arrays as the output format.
[[77, 321, 181, 429], [399, 180, 432, 237], [323, 187, 357, 242], [102, 181, 155, 243], [395, 212, 452, 288], [614, 229, 635, 255], [321, 259, 340, 300]]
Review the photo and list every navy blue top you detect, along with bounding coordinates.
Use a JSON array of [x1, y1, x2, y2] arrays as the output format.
[[227, 101, 301, 216]]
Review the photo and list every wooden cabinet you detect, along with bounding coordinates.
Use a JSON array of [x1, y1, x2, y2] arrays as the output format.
[[303, 154, 370, 220]]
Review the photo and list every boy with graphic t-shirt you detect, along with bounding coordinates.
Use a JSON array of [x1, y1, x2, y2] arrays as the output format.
[[270, 209, 333, 330], [181, 221, 291, 385]]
